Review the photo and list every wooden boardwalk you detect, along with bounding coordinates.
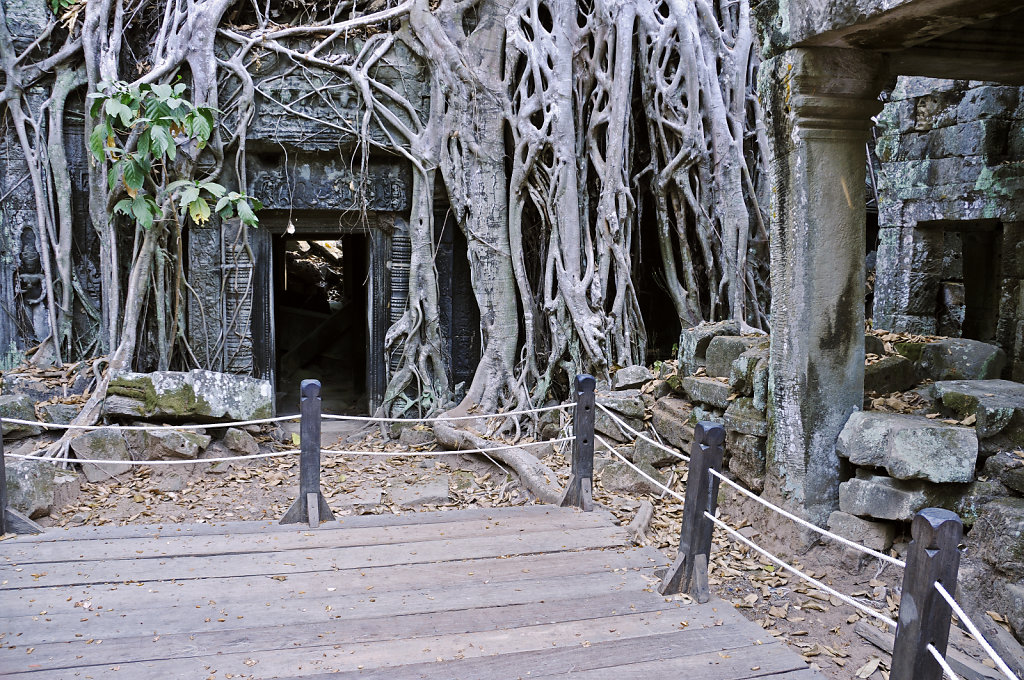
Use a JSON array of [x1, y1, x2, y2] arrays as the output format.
[[0, 505, 815, 679]]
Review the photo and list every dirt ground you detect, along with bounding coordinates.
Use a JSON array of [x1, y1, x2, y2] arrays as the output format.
[[17, 422, 1012, 680]]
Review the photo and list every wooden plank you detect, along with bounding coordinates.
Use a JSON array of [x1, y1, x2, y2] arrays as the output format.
[[1, 568, 676, 645], [4, 509, 617, 564], [4, 505, 596, 543], [7, 588, 681, 671], [275, 627, 780, 680], [0, 545, 667, 614], [0, 525, 629, 589], [0, 610, 752, 678], [1, 545, 666, 612]]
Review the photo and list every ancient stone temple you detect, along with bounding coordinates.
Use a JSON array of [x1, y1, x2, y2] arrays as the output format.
[[0, 25, 480, 414], [873, 77, 1024, 380]]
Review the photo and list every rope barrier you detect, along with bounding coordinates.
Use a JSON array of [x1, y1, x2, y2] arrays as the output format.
[[595, 403, 689, 463], [1, 415, 300, 431], [934, 581, 1021, 680], [928, 644, 963, 680], [321, 402, 577, 424], [320, 437, 575, 458], [705, 511, 898, 629], [706, 467, 906, 569], [596, 435, 685, 502]]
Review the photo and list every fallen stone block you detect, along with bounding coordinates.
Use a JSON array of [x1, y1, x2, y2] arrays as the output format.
[[0, 395, 41, 439], [398, 426, 435, 447], [104, 370, 273, 422], [983, 453, 1024, 494], [390, 477, 450, 508], [837, 411, 977, 483], [596, 389, 646, 420], [827, 511, 896, 552], [4, 459, 56, 518], [223, 427, 259, 456], [678, 320, 739, 374], [729, 346, 769, 410], [969, 497, 1024, 579], [726, 432, 766, 493], [724, 398, 768, 438], [70, 428, 133, 482], [864, 355, 918, 394], [633, 436, 682, 468], [864, 335, 886, 356], [126, 429, 211, 461], [705, 336, 764, 379], [839, 474, 930, 521], [652, 398, 693, 450], [39, 403, 83, 425], [611, 365, 653, 390], [682, 376, 731, 410], [917, 338, 1007, 381], [595, 408, 643, 442], [932, 379, 1024, 445], [599, 460, 669, 496]]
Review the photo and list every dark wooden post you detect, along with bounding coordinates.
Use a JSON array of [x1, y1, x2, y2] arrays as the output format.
[[280, 380, 336, 527], [559, 374, 596, 511], [659, 421, 725, 603], [0, 418, 43, 535], [891, 508, 963, 680]]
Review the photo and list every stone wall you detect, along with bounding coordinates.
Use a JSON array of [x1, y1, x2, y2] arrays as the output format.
[[873, 77, 1024, 380]]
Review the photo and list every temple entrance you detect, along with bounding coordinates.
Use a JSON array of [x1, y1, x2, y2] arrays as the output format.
[[274, 233, 372, 414]]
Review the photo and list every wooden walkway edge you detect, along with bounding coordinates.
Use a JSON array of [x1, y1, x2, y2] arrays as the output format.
[[1, 506, 816, 679]]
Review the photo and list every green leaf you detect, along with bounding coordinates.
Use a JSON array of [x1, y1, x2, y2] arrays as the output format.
[[137, 128, 151, 157], [123, 159, 145, 192], [179, 186, 201, 208], [189, 112, 212, 142], [149, 126, 169, 157], [113, 198, 133, 216], [108, 160, 123, 191], [150, 83, 173, 99], [189, 198, 211, 225], [173, 83, 187, 96], [89, 126, 107, 161], [250, 198, 264, 211], [166, 179, 193, 192], [214, 196, 231, 213], [132, 195, 154, 229], [237, 200, 258, 227], [200, 182, 226, 198]]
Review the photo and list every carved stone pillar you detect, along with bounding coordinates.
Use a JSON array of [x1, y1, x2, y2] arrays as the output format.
[[758, 48, 885, 525]]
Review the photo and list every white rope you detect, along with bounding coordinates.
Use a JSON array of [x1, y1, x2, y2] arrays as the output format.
[[595, 403, 689, 463], [707, 467, 906, 568], [5, 450, 298, 465], [320, 437, 575, 458], [596, 435, 685, 502], [928, 644, 963, 680], [0, 415, 299, 431], [934, 581, 1021, 680], [322, 402, 576, 424], [706, 511, 898, 629]]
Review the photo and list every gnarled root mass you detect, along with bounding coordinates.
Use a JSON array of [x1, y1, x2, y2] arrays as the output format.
[[2, 0, 767, 444]]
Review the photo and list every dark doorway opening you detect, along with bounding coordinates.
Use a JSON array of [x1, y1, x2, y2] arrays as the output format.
[[274, 233, 370, 415], [959, 226, 1002, 343]]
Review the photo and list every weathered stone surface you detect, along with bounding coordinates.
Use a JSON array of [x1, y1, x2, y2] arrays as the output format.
[[398, 426, 435, 447], [838, 474, 930, 521], [390, 477, 450, 508], [932, 379, 1024, 444], [682, 376, 731, 410], [0, 394, 41, 439], [104, 370, 273, 422], [917, 339, 1007, 381], [726, 432, 766, 493], [0, 370, 90, 403], [633, 436, 682, 468], [39, 403, 82, 425], [645, 379, 673, 400], [729, 346, 770, 410], [836, 411, 977, 483], [950, 480, 1006, 528], [52, 468, 81, 513], [652, 398, 693, 450], [724, 398, 768, 438], [864, 335, 886, 356], [126, 429, 211, 461], [691, 405, 724, 426], [70, 429, 133, 482], [983, 453, 1024, 494], [827, 511, 896, 552], [863, 355, 918, 394], [4, 459, 55, 518], [611, 365, 653, 390], [223, 428, 259, 456], [596, 390, 646, 420], [599, 460, 669, 496], [594, 406, 644, 442], [969, 497, 1024, 579], [678, 321, 739, 374], [705, 336, 764, 379]]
